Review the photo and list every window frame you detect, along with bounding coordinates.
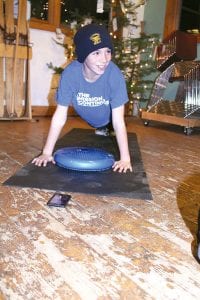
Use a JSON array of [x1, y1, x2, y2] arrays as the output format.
[[29, 0, 72, 35], [163, 0, 200, 42]]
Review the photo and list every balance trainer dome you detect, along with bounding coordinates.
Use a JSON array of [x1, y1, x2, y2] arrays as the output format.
[[54, 147, 115, 171]]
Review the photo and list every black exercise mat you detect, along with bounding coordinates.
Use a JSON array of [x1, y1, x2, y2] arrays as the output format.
[[3, 129, 152, 200]]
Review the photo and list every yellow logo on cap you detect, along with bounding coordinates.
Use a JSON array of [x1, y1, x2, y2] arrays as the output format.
[[90, 33, 101, 45]]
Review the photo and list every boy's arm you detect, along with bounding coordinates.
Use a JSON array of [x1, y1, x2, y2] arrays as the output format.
[[32, 105, 68, 167], [112, 105, 133, 173]]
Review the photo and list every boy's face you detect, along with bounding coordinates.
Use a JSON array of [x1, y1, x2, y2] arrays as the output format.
[[83, 47, 112, 77]]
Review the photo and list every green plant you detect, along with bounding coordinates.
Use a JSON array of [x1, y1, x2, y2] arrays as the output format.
[[112, 33, 159, 102]]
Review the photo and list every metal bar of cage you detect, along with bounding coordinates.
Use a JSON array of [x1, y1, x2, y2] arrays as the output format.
[[184, 64, 200, 118], [141, 62, 200, 135]]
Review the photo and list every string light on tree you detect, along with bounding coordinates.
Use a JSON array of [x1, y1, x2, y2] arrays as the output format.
[[109, 0, 160, 115]]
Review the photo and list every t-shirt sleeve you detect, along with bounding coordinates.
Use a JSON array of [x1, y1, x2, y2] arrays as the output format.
[[56, 65, 74, 106], [109, 63, 129, 109]]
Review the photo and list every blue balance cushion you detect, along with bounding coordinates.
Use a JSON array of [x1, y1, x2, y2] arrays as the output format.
[[54, 147, 115, 171]]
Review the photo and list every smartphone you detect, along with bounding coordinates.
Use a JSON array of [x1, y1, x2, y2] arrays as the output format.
[[47, 193, 71, 208]]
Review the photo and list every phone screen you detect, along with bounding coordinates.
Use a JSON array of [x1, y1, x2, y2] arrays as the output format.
[[47, 193, 71, 207]]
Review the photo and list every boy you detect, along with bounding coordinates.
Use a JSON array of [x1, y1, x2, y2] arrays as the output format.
[[32, 24, 132, 173]]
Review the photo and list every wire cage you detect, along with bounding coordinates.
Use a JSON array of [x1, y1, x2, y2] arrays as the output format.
[[141, 30, 200, 135], [141, 62, 200, 135]]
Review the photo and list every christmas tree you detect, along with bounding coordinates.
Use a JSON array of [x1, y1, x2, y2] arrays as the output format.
[[109, 0, 159, 115]]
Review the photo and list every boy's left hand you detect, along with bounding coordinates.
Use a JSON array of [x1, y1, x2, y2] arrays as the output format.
[[112, 160, 133, 173]]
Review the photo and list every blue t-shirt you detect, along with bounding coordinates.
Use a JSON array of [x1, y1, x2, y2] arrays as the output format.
[[56, 60, 128, 128]]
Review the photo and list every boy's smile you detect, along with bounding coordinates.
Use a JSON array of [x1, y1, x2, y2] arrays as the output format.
[[82, 47, 112, 82]]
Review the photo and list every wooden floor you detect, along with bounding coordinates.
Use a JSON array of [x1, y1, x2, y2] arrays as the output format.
[[0, 116, 200, 300]]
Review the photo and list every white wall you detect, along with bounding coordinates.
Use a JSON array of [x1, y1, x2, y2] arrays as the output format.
[[29, 29, 66, 106]]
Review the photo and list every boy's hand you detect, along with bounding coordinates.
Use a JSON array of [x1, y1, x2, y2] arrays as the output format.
[[112, 160, 133, 173], [32, 154, 55, 167]]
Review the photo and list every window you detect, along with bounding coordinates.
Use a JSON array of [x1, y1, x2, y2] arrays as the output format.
[[30, 0, 48, 21], [163, 0, 200, 41], [179, 0, 200, 33], [60, 0, 109, 26], [29, 0, 62, 32], [29, 0, 109, 33]]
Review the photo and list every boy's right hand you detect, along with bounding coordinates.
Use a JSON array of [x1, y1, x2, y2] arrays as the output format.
[[32, 154, 55, 167]]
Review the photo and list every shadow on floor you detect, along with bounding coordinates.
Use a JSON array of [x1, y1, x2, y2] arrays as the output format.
[[177, 173, 200, 263]]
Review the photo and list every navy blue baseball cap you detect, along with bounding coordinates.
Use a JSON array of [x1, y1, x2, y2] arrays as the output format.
[[74, 24, 113, 63]]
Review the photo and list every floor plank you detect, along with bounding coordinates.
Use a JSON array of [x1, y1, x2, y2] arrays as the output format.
[[0, 117, 200, 299]]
